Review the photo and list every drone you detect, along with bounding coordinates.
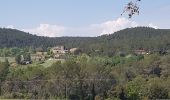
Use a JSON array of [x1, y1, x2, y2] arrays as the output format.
[[121, 0, 141, 18]]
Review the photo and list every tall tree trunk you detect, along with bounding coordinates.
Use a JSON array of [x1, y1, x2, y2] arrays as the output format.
[[80, 80, 84, 100], [0, 81, 1, 96], [91, 83, 96, 100]]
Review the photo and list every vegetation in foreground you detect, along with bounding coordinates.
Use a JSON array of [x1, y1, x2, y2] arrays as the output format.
[[0, 53, 170, 99]]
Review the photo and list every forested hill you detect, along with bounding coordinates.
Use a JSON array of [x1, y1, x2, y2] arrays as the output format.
[[0, 28, 95, 49], [98, 27, 170, 51], [0, 27, 170, 52]]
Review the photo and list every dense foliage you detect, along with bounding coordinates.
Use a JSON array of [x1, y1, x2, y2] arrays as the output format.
[[0, 54, 170, 99], [0, 28, 94, 50]]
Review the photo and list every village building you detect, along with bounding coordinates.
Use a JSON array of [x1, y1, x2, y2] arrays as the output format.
[[51, 46, 69, 59], [51, 46, 69, 54], [134, 49, 150, 55], [31, 51, 47, 61], [70, 48, 81, 55], [31, 54, 45, 61]]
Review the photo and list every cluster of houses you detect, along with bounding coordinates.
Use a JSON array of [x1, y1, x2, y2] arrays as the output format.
[[51, 46, 68, 59], [31, 46, 81, 62], [19, 45, 169, 65], [31, 46, 168, 62], [134, 48, 170, 55], [134, 49, 151, 55]]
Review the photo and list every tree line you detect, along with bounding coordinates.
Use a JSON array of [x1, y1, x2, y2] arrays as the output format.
[[0, 27, 170, 56]]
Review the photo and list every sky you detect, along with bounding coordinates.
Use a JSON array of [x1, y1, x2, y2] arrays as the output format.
[[0, 0, 170, 37]]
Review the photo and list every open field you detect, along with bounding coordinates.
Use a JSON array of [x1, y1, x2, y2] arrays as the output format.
[[0, 57, 15, 63], [40, 58, 65, 68], [0, 56, 65, 68]]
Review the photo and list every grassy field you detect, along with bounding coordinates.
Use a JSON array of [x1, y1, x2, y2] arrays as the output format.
[[40, 59, 65, 68], [0, 57, 15, 63], [0, 57, 65, 68]]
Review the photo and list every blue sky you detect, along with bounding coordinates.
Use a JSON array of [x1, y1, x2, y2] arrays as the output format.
[[0, 0, 170, 37]]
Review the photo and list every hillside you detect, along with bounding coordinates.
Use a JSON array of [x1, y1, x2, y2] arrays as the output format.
[[98, 27, 170, 51], [0, 28, 94, 49], [0, 27, 170, 54]]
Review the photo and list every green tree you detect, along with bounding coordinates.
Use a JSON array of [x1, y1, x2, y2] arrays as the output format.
[[10, 47, 21, 56], [0, 59, 9, 81], [126, 76, 146, 100], [0, 59, 10, 95], [23, 53, 31, 61], [15, 54, 21, 64], [146, 78, 169, 99]]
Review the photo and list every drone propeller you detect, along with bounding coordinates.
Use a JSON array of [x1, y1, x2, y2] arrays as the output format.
[[121, 0, 141, 18]]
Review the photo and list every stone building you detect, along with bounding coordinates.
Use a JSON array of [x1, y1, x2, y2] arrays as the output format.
[[51, 46, 68, 59], [51, 46, 68, 54]]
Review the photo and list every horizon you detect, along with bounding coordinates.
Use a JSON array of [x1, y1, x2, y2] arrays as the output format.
[[0, 0, 170, 37], [0, 26, 162, 38]]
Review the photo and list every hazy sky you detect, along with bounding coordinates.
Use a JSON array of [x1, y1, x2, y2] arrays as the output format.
[[0, 0, 170, 37]]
